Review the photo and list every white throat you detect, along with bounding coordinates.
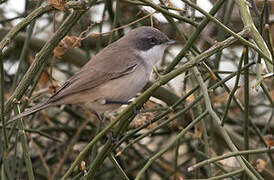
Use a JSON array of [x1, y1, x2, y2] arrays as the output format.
[[139, 44, 168, 68]]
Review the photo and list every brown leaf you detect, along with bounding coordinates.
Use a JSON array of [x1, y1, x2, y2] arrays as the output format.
[[270, 89, 274, 100], [256, 159, 267, 172], [186, 94, 195, 104], [144, 113, 157, 129], [144, 100, 157, 109], [130, 119, 146, 128], [211, 92, 229, 105], [53, 36, 81, 58], [87, 33, 100, 38], [4, 93, 11, 101], [264, 134, 274, 147], [48, 82, 60, 94], [209, 70, 217, 80], [38, 72, 51, 89], [80, 161, 86, 171], [4, 150, 8, 159], [167, 0, 173, 7], [130, 112, 157, 129], [49, 0, 67, 11], [28, 54, 35, 64], [194, 123, 202, 139], [79, 160, 87, 176], [115, 151, 122, 157], [219, 156, 239, 168]]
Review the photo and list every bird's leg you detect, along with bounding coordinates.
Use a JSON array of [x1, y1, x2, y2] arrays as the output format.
[[92, 111, 105, 124], [80, 105, 103, 131], [127, 100, 142, 115], [152, 65, 163, 79], [91, 111, 118, 144], [104, 100, 130, 105]]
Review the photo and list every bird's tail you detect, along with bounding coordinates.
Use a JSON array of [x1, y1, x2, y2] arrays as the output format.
[[10, 101, 51, 121]]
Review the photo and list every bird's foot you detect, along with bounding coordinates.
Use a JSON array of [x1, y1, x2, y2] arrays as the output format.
[[129, 100, 145, 115], [106, 131, 119, 145]]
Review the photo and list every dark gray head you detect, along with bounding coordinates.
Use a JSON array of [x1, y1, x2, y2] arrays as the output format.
[[124, 26, 174, 51]]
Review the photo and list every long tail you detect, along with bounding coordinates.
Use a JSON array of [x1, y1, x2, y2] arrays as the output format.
[[10, 101, 51, 121]]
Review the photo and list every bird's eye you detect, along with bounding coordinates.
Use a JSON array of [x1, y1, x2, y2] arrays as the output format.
[[148, 37, 157, 45]]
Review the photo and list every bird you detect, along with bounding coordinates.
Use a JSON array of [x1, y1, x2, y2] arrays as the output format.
[[11, 26, 176, 121]]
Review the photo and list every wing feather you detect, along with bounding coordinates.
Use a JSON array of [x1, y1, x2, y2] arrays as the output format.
[[49, 42, 139, 103]]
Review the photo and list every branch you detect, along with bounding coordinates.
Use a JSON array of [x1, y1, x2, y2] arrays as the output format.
[[236, 0, 273, 72]]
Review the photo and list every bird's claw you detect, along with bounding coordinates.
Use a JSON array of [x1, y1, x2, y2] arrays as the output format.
[[106, 131, 119, 145]]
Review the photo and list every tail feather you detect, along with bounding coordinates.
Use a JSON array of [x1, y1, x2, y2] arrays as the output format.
[[11, 101, 51, 121]]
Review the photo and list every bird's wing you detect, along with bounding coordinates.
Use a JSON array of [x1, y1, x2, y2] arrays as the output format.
[[49, 44, 139, 103]]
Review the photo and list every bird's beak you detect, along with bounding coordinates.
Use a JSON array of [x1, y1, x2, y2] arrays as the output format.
[[166, 39, 177, 45]]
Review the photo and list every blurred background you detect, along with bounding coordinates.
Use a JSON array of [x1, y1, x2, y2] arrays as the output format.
[[0, 0, 274, 179]]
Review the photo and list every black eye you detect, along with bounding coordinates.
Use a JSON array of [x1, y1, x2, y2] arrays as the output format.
[[148, 37, 157, 45]]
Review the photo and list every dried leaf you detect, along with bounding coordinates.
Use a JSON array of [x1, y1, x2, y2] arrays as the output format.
[[194, 123, 202, 139], [115, 151, 122, 157], [219, 155, 240, 168], [38, 72, 51, 89], [209, 70, 217, 80], [4, 150, 8, 159], [4, 93, 11, 101], [270, 89, 274, 100], [49, 82, 60, 94], [80, 160, 87, 176], [212, 92, 229, 105], [264, 135, 274, 147], [87, 33, 100, 38], [130, 119, 145, 128], [28, 54, 35, 64], [145, 113, 156, 129], [144, 100, 157, 109], [54, 36, 81, 58], [167, 0, 173, 7], [49, 0, 67, 11], [186, 93, 195, 104], [80, 161, 86, 171], [256, 159, 267, 172], [167, 112, 178, 129], [174, 173, 184, 180], [130, 112, 156, 129]]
